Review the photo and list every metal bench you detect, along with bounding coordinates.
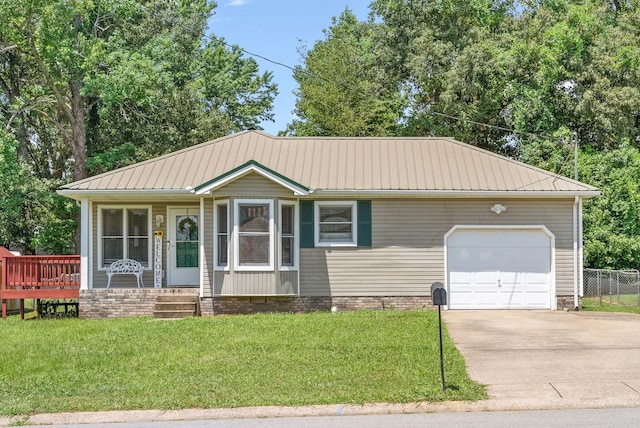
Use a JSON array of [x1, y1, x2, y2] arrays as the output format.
[[106, 258, 144, 288]]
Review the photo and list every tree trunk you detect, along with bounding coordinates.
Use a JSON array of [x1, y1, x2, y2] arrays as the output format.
[[70, 80, 87, 181]]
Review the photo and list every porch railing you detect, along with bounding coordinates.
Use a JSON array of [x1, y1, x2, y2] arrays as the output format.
[[1, 255, 81, 319]]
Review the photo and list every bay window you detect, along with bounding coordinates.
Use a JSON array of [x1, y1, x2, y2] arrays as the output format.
[[279, 201, 298, 268], [234, 199, 274, 270], [214, 200, 229, 269]]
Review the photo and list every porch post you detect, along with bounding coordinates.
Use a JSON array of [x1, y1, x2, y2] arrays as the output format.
[[80, 199, 90, 290], [199, 197, 205, 298]]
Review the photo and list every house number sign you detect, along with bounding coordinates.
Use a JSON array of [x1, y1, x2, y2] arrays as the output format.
[[154, 231, 163, 288]]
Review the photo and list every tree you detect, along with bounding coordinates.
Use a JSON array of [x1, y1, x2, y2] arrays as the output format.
[[0, 132, 76, 254], [580, 145, 640, 270], [286, 9, 404, 136], [369, 0, 515, 151], [0, 0, 277, 253], [1, 0, 277, 180]]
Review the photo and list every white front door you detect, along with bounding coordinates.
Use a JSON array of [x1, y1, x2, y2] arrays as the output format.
[[446, 228, 553, 309], [168, 208, 200, 286]]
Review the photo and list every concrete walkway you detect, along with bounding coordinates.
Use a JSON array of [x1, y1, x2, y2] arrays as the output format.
[[3, 310, 639, 426]]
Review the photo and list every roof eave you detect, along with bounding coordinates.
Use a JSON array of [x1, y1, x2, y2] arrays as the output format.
[[56, 189, 196, 200], [309, 189, 600, 198]]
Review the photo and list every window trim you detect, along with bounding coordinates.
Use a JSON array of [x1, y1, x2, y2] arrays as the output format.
[[314, 201, 358, 247], [214, 200, 230, 271], [234, 199, 275, 271], [97, 205, 152, 270], [278, 200, 299, 270]]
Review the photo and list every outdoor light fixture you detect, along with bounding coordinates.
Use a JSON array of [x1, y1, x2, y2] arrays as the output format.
[[156, 215, 164, 228], [490, 204, 507, 214]]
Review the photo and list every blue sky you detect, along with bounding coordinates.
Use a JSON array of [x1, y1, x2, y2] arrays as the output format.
[[208, 0, 372, 135]]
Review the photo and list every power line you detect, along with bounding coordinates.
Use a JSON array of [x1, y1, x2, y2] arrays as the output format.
[[152, 7, 578, 177]]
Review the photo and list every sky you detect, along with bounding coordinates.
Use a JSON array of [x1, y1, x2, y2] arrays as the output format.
[[208, 0, 372, 135]]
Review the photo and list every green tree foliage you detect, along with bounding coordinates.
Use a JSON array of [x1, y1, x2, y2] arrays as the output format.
[[0, 133, 76, 254], [286, 9, 404, 136], [0, 0, 276, 252], [1, 0, 276, 179], [580, 146, 640, 269]]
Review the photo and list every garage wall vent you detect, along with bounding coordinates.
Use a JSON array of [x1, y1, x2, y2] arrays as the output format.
[[490, 204, 507, 214]]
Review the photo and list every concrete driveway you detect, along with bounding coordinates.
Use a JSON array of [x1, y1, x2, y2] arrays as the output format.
[[443, 310, 640, 409]]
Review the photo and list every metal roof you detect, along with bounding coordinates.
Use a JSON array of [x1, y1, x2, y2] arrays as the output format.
[[59, 131, 598, 198]]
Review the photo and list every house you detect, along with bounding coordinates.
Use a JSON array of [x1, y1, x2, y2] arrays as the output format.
[[58, 131, 598, 318]]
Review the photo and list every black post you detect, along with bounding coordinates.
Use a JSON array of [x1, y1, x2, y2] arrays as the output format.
[[438, 304, 446, 392]]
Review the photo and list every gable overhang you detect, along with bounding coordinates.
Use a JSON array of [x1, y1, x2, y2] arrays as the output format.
[[194, 160, 310, 196]]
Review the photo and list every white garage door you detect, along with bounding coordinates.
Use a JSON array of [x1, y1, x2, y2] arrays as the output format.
[[446, 228, 552, 309]]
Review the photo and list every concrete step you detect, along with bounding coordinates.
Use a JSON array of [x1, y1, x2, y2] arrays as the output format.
[[153, 294, 199, 319], [153, 310, 197, 319], [156, 295, 198, 303], [155, 302, 197, 311]]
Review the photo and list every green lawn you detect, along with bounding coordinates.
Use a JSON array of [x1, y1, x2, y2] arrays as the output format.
[[0, 310, 486, 416], [582, 296, 640, 314]]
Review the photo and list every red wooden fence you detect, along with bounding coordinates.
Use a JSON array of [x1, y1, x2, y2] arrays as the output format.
[[1, 255, 81, 320]]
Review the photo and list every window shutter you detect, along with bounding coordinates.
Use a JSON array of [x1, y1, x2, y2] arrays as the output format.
[[357, 200, 372, 247], [300, 200, 314, 248]]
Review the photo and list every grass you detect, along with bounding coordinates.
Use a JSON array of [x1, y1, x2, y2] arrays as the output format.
[[582, 296, 640, 314], [0, 310, 485, 416]]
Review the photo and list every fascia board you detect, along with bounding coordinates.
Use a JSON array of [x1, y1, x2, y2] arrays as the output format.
[[309, 189, 600, 198]]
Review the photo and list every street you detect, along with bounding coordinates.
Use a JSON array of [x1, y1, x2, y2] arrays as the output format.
[[19, 408, 640, 428]]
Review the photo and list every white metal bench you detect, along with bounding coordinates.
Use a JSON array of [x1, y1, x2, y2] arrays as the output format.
[[106, 259, 144, 288]]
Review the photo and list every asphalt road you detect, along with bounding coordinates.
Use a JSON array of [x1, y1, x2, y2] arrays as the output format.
[[18, 408, 640, 428]]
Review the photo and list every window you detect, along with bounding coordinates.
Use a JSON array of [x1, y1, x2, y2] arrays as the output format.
[[315, 201, 357, 246], [99, 207, 150, 268], [234, 199, 274, 270], [214, 201, 229, 269], [279, 201, 298, 268]]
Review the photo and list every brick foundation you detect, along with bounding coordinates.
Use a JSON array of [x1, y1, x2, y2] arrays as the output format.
[[557, 295, 582, 310], [200, 296, 433, 316], [81, 290, 576, 319], [80, 290, 433, 318], [79, 289, 199, 319]]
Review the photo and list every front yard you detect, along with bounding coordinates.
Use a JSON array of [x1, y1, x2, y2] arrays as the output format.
[[0, 310, 486, 416]]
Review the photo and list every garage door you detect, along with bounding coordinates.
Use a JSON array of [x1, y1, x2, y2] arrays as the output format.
[[446, 228, 552, 309]]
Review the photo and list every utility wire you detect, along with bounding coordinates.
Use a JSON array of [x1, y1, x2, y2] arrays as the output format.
[[152, 8, 578, 178]]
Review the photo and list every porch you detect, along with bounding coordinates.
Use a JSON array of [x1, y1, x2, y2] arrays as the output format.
[[1, 254, 81, 320]]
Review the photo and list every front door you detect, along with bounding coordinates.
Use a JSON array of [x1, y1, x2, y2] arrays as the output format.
[[168, 208, 200, 286]]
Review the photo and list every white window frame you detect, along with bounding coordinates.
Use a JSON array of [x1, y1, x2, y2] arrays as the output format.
[[314, 201, 358, 247], [97, 205, 152, 270], [278, 200, 299, 270], [214, 200, 229, 271], [234, 199, 274, 271]]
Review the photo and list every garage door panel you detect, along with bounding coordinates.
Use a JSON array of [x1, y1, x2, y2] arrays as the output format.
[[498, 292, 523, 306], [476, 292, 500, 306], [449, 291, 473, 307], [447, 228, 552, 310]]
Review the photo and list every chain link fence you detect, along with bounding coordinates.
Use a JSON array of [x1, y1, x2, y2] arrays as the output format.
[[583, 269, 640, 307]]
